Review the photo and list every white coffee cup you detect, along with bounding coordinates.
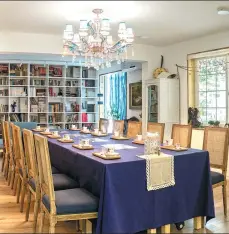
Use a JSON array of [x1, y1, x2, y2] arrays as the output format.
[[108, 147, 115, 154], [94, 128, 99, 134], [137, 134, 143, 141], [36, 126, 41, 130], [72, 124, 76, 129], [53, 131, 58, 136], [168, 139, 173, 146], [98, 131, 102, 135], [83, 126, 88, 132], [45, 128, 49, 133], [114, 131, 119, 137], [64, 134, 70, 140]]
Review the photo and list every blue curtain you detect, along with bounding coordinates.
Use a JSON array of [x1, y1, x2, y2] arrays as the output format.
[[109, 72, 127, 120]]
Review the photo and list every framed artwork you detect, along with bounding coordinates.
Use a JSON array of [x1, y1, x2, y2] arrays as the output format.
[[129, 81, 142, 109]]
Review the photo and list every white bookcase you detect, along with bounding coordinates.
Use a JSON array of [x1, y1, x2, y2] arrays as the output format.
[[0, 62, 99, 129]]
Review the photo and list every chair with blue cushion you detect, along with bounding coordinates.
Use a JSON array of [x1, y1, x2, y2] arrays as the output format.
[[13, 122, 37, 131], [203, 127, 229, 216], [23, 129, 80, 232], [34, 134, 98, 233]]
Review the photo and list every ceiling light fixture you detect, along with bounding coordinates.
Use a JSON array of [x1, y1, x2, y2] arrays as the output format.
[[217, 8, 229, 15], [62, 9, 134, 70]]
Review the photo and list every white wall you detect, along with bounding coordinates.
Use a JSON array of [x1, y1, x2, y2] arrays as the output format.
[[127, 69, 142, 119], [163, 30, 229, 124]]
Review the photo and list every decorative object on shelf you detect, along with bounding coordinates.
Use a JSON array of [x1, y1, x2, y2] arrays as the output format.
[[208, 120, 220, 127], [129, 82, 142, 109], [62, 9, 134, 70], [144, 132, 160, 155], [153, 55, 168, 79], [11, 101, 17, 113], [188, 107, 202, 128]]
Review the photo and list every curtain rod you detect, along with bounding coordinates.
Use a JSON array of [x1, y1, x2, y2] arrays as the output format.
[[99, 69, 123, 77]]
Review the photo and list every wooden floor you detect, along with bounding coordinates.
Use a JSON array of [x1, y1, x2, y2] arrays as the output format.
[[0, 160, 228, 233]]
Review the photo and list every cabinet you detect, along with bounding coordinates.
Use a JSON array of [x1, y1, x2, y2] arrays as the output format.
[[144, 78, 179, 139]]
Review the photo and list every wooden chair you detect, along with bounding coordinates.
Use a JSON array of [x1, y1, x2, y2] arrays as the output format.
[[203, 127, 229, 216], [11, 123, 27, 212], [113, 120, 124, 135], [34, 134, 98, 233], [171, 124, 192, 148], [23, 129, 80, 232], [127, 121, 142, 138], [147, 122, 165, 144], [99, 118, 109, 133]]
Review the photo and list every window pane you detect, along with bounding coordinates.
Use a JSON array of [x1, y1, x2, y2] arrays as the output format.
[[199, 76, 206, 91], [206, 75, 216, 91], [217, 73, 226, 90], [197, 59, 207, 76], [206, 108, 217, 122], [199, 92, 206, 107], [199, 108, 207, 123], [206, 58, 217, 74], [217, 91, 226, 108], [207, 92, 216, 107], [217, 108, 226, 123]]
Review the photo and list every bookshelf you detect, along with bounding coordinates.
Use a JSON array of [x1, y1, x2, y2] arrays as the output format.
[[0, 62, 99, 129]]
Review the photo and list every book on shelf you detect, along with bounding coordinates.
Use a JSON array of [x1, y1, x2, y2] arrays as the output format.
[[36, 88, 46, 97], [49, 65, 63, 77], [0, 89, 8, 96], [0, 104, 8, 112], [10, 87, 27, 96], [66, 67, 80, 78], [0, 64, 9, 76], [0, 77, 8, 85], [66, 114, 79, 123], [65, 102, 80, 112], [83, 80, 95, 87], [82, 68, 96, 78], [10, 64, 28, 76], [30, 65, 46, 76]]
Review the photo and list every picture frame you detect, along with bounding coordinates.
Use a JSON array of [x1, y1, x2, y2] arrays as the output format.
[[129, 81, 142, 109]]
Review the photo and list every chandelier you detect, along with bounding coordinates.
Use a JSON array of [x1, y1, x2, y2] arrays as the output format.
[[62, 9, 134, 70]]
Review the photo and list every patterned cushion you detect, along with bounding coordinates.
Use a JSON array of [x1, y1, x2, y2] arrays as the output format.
[[211, 171, 224, 185], [29, 174, 79, 191], [52, 166, 60, 174], [42, 188, 98, 215]]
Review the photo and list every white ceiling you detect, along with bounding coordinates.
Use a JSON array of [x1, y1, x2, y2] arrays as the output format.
[[1, 1, 229, 46]]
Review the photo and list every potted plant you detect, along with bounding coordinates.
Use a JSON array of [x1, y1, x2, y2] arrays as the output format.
[[208, 120, 215, 127], [214, 120, 220, 127]]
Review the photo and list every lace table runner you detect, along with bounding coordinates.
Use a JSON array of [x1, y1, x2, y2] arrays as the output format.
[[138, 153, 175, 191]]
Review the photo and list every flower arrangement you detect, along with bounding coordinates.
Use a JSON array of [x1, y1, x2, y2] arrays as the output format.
[[208, 120, 220, 127]]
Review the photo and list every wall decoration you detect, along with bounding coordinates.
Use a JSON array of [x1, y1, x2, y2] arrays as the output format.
[[129, 81, 142, 109]]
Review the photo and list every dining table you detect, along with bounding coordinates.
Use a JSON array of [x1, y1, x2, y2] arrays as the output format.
[[45, 130, 215, 234]]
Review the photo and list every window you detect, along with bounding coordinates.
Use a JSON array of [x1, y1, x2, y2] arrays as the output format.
[[196, 55, 227, 124]]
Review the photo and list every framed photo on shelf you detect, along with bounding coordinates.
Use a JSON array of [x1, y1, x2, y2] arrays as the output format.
[[129, 81, 142, 109]]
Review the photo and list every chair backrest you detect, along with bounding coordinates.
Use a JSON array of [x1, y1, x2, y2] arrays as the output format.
[[34, 134, 56, 215], [127, 121, 142, 138], [23, 129, 38, 182], [113, 120, 124, 134], [11, 124, 27, 178], [171, 124, 192, 148], [99, 118, 109, 133], [203, 127, 229, 176], [2, 121, 11, 154], [13, 122, 37, 131], [147, 122, 165, 144]]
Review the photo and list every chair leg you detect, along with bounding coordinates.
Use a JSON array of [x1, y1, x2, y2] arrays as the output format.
[[20, 182, 26, 212], [33, 198, 40, 233], [10, 169, 15, 189], [16, 177, 22, 203], [39, 209, 45, 233], [13, 173, 18, 195], [7, 169, 11, 186], [223, 184, 227, 217], [49, 217, 56, 234], [25, 190, 31, 221], [1, 153, 5, 172]]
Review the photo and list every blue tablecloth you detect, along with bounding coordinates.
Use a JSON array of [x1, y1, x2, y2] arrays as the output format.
[[47, 132, 215, 233]]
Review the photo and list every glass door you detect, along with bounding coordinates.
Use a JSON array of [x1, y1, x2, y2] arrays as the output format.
[[148, 85, 158, 122]]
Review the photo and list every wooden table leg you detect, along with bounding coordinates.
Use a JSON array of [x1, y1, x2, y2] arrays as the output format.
[[194, 216, 204, 230], [161, 224, 170, 233], [147, 229, 156, 233]]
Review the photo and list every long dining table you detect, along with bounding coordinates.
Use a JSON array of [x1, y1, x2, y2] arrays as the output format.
[[45, 130, 215, 233]]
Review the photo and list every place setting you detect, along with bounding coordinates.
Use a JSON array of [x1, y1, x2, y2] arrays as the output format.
[[72, 138, 94, 150], [80, 126, 91, 134], [93, 146, 121, 160], [132, 134, 144, 145], [40, 127, 52, 135], [57, 134, 74, 143], [32, 125, 46, 132], [110, 131, 129, 140], [91, 128, 108, 137], [161, 139, 188, 151], [47, 130, 61, 139], [69, 124, 80, 131]]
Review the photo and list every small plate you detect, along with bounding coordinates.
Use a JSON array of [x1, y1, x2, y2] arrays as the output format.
[[93, 152, 121, 160], [57, 138, 74, 143], [111, 136, 129, 140], [91, 132, 108, 137], [80, 130, 91, 134], [32, 128, 45, 132], [70, 128, 80, 131], [47, 135, 61, 139], [72, 144, 93, 150], [160, 145, 188, 151], [132, 140, 144, 145], [40, 132, 52, 135]]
